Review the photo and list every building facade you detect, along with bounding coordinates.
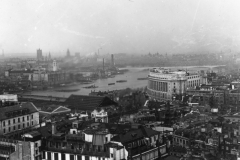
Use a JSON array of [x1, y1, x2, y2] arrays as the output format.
[[0, 102, 39, 135], [147, 68, 202, 101]]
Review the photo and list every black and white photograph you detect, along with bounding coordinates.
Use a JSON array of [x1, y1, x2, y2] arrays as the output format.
[[0, 0, 239, 159]]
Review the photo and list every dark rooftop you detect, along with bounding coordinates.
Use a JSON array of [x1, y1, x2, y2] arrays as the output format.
[[0, 102, 38, 121], [65, 95, 118, 111]]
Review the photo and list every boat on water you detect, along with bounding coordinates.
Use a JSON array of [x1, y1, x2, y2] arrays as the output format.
[[56, 89, 80, 92], [108, 83, 115, 85], [116, 80, 127, 83], [137, 77, 148, 80], [83, 84, 98, 89], [108, 75, 115, 78]]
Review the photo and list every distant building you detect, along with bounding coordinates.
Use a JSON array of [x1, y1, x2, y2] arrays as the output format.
[[31, 70, 67, 87], [5, 69, 34, 78], [66, 49, 70, 58], [37, 49, 43, 60], [52, 60, 58, 72], [111, 54, 115, 66], [48, 52, 51, 60]]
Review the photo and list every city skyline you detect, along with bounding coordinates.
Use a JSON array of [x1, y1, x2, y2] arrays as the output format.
[[1, 0, 240, 56]]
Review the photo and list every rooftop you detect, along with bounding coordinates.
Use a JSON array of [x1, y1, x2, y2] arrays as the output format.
[[65, 95, 118, 111], [0, 102, 38, 121]]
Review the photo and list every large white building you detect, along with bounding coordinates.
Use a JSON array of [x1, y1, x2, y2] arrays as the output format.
[[147, 68, 201, 101]]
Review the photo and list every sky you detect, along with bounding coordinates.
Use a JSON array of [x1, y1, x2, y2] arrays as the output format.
[[1, 0, 240, 56]]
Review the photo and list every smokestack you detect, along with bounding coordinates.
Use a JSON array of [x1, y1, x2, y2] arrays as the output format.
[[103, 58, 105, 71], [111, 54, 114, 66], [52, 122, 56, 135]]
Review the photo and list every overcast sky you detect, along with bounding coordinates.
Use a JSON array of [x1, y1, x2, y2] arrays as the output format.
[[1, 0, 240, 56]]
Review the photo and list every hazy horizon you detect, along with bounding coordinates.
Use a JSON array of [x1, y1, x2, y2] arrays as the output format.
[[1, 0, 240, 56]]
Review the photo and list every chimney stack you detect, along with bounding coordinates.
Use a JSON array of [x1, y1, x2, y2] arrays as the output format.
[[111, 54, 114, 66], [103, 58, 105, 71], [52, 122, 56, 135]]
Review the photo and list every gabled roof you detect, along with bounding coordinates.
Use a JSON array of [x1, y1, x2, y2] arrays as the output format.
[[39, 105, 71, 114], [53, 106, 71, 113], [65, 95, 118, 111], [0, 102, 38, 121]]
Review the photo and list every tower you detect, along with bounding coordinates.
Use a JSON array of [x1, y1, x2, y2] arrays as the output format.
[[48, 52, 51, 60], [111, 54, 115, 66], [37, 49, 43, 60], [103, 58, 105, 71], [53, 60, 57, 71], [66, 49, 70, 57]]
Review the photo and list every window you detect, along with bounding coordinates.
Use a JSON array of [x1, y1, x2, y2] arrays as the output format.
[[27, 122, 29, 127], [32, 121, 34, 126], [13, 126, 15, 130], [8, 127, 10, 132], [70, 155, 74, 160], [31, 114, 33, 119], [61, 153, 65, 160], [77, 155, 82, 160], [27, 116, 29, 121], [105, 137, 108, 142], [3, 121, 5, 127], [18, 118, 20, 123], [111, 154, 113, 158], [54, 153, 58, 160], [22, 117, 25, 122], [3, 128, 5, 133], [47, 152, 51, 160], [8, 120, 10, 125], [42, 151, 45, 159], [13, 119, 15, 124], [18, 124, 20, 129], [23, 123, 25, 128]]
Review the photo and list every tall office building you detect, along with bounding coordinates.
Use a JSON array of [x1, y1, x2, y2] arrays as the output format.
[[37, 49, 43, 60]]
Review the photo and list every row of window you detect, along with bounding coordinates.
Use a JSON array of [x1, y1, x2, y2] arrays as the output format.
[[187, 75, 199, 79], [3, 121, 34, 133], [3, 114, 34, 126], [173, 137, 188, 146], [43, 152, 106, 160]]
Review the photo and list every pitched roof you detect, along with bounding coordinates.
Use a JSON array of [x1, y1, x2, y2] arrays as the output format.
[[64, 95, 118, 111], [0, 102, 38, 121], [39, 105, 71, 114]]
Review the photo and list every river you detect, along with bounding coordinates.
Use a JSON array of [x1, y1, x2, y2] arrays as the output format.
[[26, 67, 149, 97]]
